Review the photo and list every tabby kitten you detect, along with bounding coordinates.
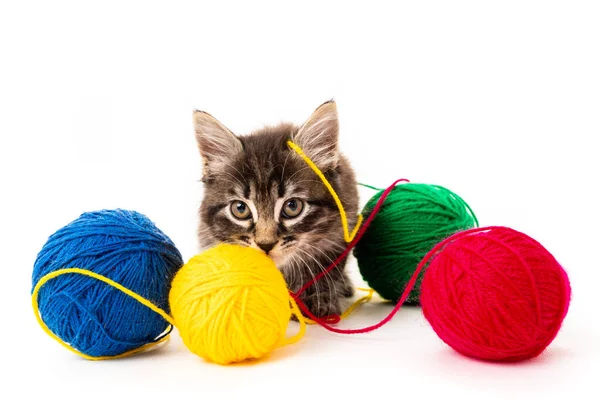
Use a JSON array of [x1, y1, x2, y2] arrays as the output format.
[[193, 100, 359, 318]]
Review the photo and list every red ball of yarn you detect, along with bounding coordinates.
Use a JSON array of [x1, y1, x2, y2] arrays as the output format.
[[421, 226, 571, 362]]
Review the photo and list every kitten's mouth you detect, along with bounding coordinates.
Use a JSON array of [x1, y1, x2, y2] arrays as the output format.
[[237, 236, 298, 269], [244, 240, 286, 267]]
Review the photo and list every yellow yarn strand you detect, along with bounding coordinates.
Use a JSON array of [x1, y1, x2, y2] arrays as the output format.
[[33, 266, 307, 361], [287, 140, 363, 243], [32, 268, 174, 361], [279, 296, 307, 346], [340, 288, 375, 319], [287, 140, 378, 323]]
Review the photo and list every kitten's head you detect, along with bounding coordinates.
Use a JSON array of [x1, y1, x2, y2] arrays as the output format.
[[193, 100, 358, 275]]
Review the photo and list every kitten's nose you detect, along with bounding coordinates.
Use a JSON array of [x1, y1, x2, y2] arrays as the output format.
[[256, 241, 277, 254]]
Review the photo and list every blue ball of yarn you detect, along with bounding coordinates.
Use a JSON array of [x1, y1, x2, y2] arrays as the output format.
[[32, 209, 183, 358]]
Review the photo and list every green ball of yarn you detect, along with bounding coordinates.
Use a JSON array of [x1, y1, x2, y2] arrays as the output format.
[[353, 183, 478, 304]]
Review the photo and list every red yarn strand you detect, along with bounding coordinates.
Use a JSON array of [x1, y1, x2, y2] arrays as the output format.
[[294, 214, 515, 334], [292, 178, 410, 298]]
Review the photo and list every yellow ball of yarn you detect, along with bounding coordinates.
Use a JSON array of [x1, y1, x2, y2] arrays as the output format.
[[169, 243, 299, 364]]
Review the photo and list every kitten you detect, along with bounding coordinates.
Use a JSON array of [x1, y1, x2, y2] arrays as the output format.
[[193, 100, 360, 318]]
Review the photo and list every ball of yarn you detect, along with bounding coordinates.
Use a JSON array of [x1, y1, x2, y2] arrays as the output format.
[[32, 209, 183, 358], [169, 244, 293, 365], [353, 183, 478, 304], [421, 226, 571, 362]]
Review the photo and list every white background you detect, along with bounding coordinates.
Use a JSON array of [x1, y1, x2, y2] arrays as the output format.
[[1, 1, 599, 399]]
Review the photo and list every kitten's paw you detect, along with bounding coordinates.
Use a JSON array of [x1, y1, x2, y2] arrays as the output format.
[[342, 282, 355, 298]]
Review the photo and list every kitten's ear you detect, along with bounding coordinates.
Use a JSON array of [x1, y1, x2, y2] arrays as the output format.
[[293, 100, 339, 170], [193, 110, 242, 167]]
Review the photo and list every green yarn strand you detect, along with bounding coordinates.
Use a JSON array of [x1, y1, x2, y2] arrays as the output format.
[[353, 183, 478, 305], [357, 182, 383, 191]]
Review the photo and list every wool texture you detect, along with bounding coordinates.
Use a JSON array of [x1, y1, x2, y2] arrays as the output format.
[[353, 183, 478, 304], [420, 226, 571, 362], [169, 243, 305, 365], [31, 209, 183, 358]]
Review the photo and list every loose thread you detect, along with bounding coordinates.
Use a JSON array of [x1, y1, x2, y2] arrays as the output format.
[[293, 177, 410, 298], [286, 141, 480, 335], [278, 297, 308, 346], [287, 141, 363, 243], [290, 178, 408, 330], [291, 177, 409, 326], [298, 226, 503, 334], [286, 139, 414, 325], [358, 182, 383, 191], [33, 267, 308, 358], [32, 268, 174, 360]]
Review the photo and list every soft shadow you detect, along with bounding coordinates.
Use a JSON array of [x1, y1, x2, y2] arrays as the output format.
[[184, 340, 306, 368], [228, 341, 306, 367], [433, 344, 576, 369]]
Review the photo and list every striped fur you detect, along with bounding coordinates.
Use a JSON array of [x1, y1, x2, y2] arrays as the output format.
[[193, 101, 359, 318]]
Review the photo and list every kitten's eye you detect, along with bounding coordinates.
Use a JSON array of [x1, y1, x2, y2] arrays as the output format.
[[281, 198, 304, 219], [230, 201, 251, 220]]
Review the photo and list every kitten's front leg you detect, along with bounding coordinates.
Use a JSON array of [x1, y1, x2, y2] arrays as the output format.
[[300, 286, 344, 318], [295, 265, 353, 319], [281, 257, 353, 320]]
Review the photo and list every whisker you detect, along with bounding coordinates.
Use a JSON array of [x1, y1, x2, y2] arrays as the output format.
[[296, 246, 336, 307], [294, 249, 320, 313], [280, 151, 292, 184], [219, 170, 245, 188], [306, 242, 351, 295], [227, 164, 249, 186], [210, 177, 245, 189], [288, 180, 326, 185], [287, 253, 301, 290], [286, 165, 312, 182]]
